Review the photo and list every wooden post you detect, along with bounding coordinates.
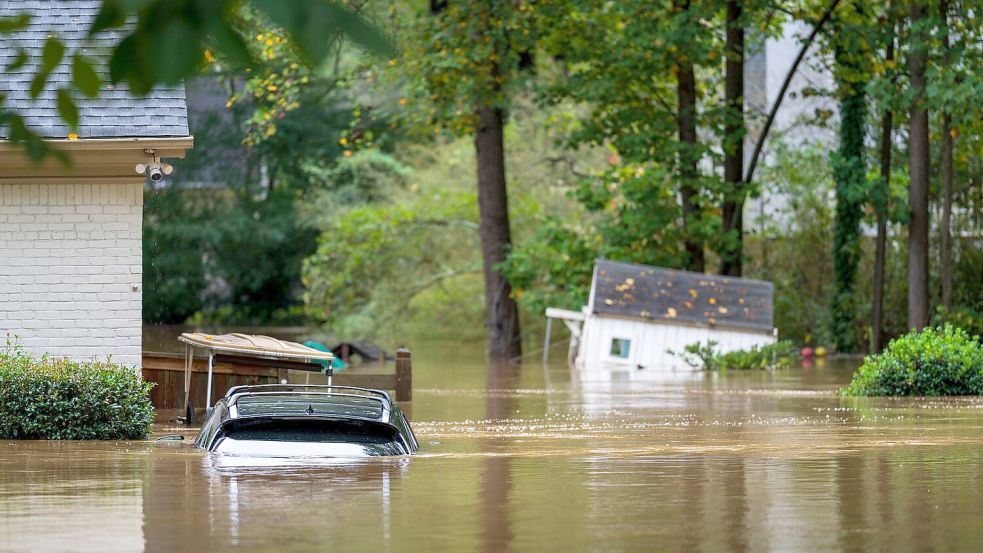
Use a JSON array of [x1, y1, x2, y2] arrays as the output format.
[[182, 343, 196, 425], [542, 317, 552, 365], [395, 348, 412, 402]]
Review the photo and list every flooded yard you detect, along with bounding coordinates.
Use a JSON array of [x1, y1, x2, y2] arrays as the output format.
[[3, 340, 983, 552]]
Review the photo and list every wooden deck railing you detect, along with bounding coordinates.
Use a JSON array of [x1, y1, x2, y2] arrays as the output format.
[[142, 348, 412, 421]]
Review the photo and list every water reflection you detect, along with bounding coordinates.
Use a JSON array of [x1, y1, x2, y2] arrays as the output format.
[[4, 341, 983, 552], [481, 362, 518, 553]]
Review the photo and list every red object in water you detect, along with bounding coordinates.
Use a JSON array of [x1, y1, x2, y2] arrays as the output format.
[[801, 347, 814, 358]]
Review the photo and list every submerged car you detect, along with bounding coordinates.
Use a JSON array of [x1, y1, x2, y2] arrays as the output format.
[[194, 385, 419, 457]]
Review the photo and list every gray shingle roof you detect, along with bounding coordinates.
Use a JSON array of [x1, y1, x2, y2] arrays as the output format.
[[590, 259, 775, 333], [0, 0, 189, 139]]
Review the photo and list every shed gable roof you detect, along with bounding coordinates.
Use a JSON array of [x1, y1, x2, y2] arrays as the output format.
[[590, 259, 774, 333], [0, 0, 189, 139]]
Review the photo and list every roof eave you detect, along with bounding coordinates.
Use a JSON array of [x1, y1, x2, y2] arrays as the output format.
[[0, 136, 195, 185]]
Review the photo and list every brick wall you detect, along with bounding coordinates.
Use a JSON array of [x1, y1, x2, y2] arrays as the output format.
[[0, 183, 142, 367]]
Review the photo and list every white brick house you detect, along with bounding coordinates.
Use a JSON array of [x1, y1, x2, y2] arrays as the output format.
[[0, 1, 192, 367]]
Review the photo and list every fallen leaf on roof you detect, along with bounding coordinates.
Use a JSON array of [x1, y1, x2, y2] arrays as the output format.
[[666, 307, 677, 318]]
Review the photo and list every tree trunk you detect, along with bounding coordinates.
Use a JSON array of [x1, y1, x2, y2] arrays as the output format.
[[475, 105, 522, 360], [721, 0, 745, 277], [939, 0, 954, 309], [872, 35, 894, 353], [907, 0, 930, 330], [675, 0, 704, 273], [831, 43, 867, 353]]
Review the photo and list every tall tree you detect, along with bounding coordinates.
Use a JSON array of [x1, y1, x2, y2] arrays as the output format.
[[675, 0, 705, 273], [720, 0, 745, 277], [535, 0, 719, 274], [830, 21, 868, 352], [871, 25, 895, 353], [398, 0, 529, 360], [907, 0, 931, 330], [938, 0, 955, 309], [475, 95, 522, 359]]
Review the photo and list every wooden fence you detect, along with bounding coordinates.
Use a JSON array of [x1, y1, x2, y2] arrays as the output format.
[[142, 349, 412, 421]]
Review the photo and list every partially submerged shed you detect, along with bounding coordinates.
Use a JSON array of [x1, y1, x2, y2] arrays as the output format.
[[0, 1, 192, 367], [547, 259, 776, 370]]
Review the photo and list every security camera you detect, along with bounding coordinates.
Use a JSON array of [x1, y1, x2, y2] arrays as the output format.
[[148, 167, 164, 182]]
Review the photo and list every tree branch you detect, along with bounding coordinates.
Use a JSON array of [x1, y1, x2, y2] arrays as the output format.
[[743, 0, 843, 185], [544, 154, 590, 179]]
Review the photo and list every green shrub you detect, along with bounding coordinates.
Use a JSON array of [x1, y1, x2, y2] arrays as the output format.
[[669, 340, 797, 371], [0, 343, 155, 440], [844, 325, 983, 396]]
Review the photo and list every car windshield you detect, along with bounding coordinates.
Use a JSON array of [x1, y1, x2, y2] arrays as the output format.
[[235, 393, 384, 419]]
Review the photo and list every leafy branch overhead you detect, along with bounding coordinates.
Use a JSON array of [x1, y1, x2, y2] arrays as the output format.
[[0, 0, 394, 160]]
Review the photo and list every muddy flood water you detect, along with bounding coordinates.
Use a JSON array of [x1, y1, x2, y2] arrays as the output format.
[[3, 339, 983, 552]]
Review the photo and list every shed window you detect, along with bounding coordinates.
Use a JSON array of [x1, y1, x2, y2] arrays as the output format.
[[610, 338, 631, 359]]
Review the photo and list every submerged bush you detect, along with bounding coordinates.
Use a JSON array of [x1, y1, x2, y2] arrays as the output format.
[[0, 344, 154, 440], [669, 340, 797, 371], [844, 325, 983, 396]]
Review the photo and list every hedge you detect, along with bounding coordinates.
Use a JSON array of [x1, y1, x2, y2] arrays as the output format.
[[844, 325, 983, 396], [0, 343, 154, 440]]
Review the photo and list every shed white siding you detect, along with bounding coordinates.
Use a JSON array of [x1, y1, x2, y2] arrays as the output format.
[[0, 183, 142, 367], [578, 315, 775, 370]]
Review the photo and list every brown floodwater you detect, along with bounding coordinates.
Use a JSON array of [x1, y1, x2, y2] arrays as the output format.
[[3, 338, 983, 553]]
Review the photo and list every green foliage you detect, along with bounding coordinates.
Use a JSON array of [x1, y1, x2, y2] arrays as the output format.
[[143, 188, 211, 324], [1, 0, 393, 161], [844, 325, 983, 396], [717, 341, 797, 371], [936, 306, 983, 341], [302, 178, 480, 339], [303, 149, 410, 210], [0, 341, 154, 440], [299, 98, 594, 339], [747, 144, 836, 345], [934, 249, 983, 338], [669, 340, 797, 371], [953, 247, 983, 314], [209, 189, 317, 323], [390, 0, 537, 135], [500, 216, 597, 314], [668, 340, 722, 371], [144, 187, 315, 325]]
